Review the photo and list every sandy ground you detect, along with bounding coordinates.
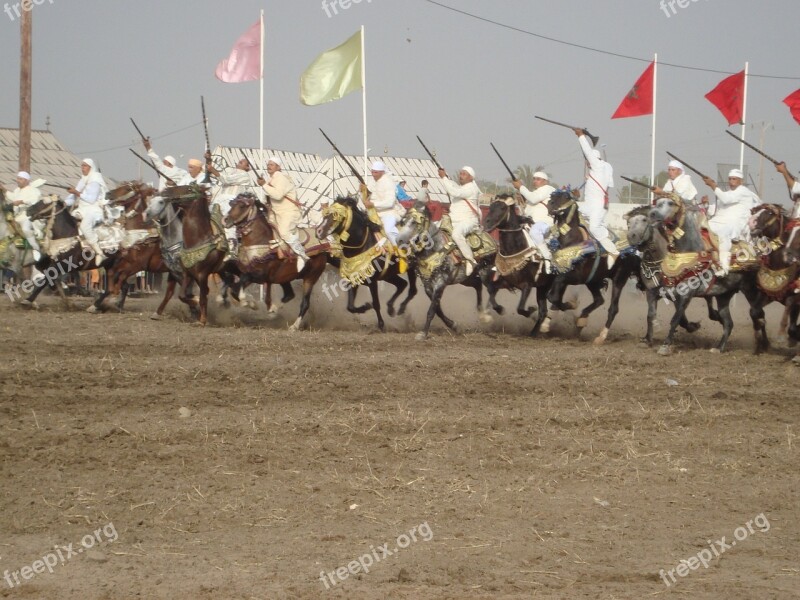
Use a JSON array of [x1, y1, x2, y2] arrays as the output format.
[[0, 271, 798, 599]]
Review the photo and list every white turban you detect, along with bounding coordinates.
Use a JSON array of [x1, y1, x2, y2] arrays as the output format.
[[533, 171, 549, 181], [17, 171, 31, 180], [370, 160, 386, 172], [163, 155, 177, 167], [462, 166, 475, 178], [668, 160, 684, 171], [268, 156, 282, 167], [82, 158, 96, 170], [728, 168, 744, 179]]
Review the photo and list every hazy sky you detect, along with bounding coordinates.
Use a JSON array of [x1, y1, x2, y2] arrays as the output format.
[[1, 0, 798, 203]]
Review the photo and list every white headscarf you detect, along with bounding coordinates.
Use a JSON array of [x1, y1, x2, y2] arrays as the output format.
[[76, 158, 108, 203]]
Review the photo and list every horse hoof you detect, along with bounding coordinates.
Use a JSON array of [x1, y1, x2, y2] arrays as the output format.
[[709, 348, 721, 354], [20, 300, 39, 310], [685, 322, 701, 333], [215, 294, 225, 306], [494, 306, 506, 316], [288, 317, 303, 331], [478, 312, 493, 324], [576, 317, 588, 329], [415, 332, 428, 341], [776, 334, 788, 345], [86, 305, 99, 314], [657, 345, 672, 356], [387, 306, 396, 317], [149, 312, 162, 321], [792, 354, 800, 365], [540, 317, 551, 334]]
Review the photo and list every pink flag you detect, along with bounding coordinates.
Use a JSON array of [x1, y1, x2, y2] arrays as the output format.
[[215, 20, 261, 83]]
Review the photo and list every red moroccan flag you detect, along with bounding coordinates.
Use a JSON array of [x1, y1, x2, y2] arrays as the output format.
[[612, 61, 655, 119], [705, 70, 745, 125], [783, 89, 800, 125]]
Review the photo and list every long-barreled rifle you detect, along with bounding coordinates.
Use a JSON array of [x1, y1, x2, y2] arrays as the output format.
[[201, 96, 212, 184], [416, 135, 442, 171], [490, 142, 518, 182], [130, 117, 148, 144], [319, 129, 366, 186], [725, 129, 794, 200], [534, 116, 599, 147], [620, 175, 656, 191], [129, 149, 177, 187]]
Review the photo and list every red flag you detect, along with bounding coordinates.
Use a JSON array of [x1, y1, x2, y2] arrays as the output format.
[[215, 20, 261, 83], [705, 70, 745, 125], [783, 89, 800, 125], [612, 61, 655, 119]]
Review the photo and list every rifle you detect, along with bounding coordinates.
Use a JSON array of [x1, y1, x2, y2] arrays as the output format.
[[130, 117, 148, 144], [129, 148, 177, 187], [416, 135, 442, 170], [201, 96, 212, 184], [665, 152, 711, 181], [319, 128, 366, 185], [490, 142, 518, 182], [242, 151, 259, 177], [535, 116, 599, 147], [620, 175, 656, 191]]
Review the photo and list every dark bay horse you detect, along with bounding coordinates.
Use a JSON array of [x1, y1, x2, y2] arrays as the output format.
[[749, 203, 800, 360], [649, 193, 768, 355], [21, 197, 118, 308], [546, 190, 639, 344], [225, 192, 327, 330], [160, 184, 239, 326], [396, 201, 497, 340], [315, 196, 417, 331], [481, 194, 553, 335]]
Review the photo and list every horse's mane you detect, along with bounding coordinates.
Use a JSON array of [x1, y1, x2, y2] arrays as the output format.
[[625, 205, 650, 220], [335, 195, 382, 233]]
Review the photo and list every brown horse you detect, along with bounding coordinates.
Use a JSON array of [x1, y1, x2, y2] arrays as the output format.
[[224, 192, 328, 330], [162, 184, 238, 326], [89, 181, 194, 317], [749, 203, 800, 361]]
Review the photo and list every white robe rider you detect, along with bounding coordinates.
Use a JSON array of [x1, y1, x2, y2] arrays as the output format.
[[708, 168, 760, 275], [65, 158, 108, 265], [366, 161, 405, 246], [439, 166, 482, 276], [5, 171, 42, 259], [577, 134, 618, 268]]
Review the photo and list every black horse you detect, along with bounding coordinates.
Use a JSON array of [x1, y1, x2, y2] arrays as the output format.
[[316, 195, 417, 331], [546, 190, 639, 344], [482, 194, 553, 336]]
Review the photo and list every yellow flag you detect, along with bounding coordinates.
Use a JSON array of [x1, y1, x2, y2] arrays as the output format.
[[300, 30, 363, 106]]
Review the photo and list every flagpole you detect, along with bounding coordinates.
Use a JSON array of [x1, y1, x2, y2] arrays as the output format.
[[649, 53, 658, 204], [259, 9, 264, 171], [361, 25, 368, 178], [740, 61, 748, 172]]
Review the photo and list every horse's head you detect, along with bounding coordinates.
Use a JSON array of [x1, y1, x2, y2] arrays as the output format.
[[749, 204, 785, 240], [26, 195, 60, 221], [650, 193, 683, 226], [548, 189, 578, 224], [317, 195, 357, 239], [396, 201, 435, 253], [144, 194, 166, 222], [483, 193, 521, 232], [161, 184, 207, 210], [107, 181, 150, 206], [225, 192, 260, 229], [624, 205, 653, 247]]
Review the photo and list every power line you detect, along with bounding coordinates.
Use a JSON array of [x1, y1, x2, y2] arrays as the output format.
[[421, 0, 800, 81], [76, 121, 204, 155]]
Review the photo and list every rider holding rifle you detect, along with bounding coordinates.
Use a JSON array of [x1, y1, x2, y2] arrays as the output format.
[[574, 128, 619, 269], [512, 171, 555, 273], [0, 171, 42, 261], [652, 160, 699, 205], [437, 165, 482, 276], [362, 160, 405, 247]]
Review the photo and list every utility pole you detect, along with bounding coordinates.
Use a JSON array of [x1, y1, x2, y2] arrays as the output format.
[[754, 121, 772, 198], [19, 7, 32, 173]]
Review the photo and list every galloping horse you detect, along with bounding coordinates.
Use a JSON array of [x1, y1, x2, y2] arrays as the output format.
[[316, 195, 417, 331], [396, 201, 497, 340], [546, 190, 639, 344], [481, 194, 553, 336], [225, 192, 328, 330], [749, 203, 800, 360], [21, 196, 118, 308], [625, 204, 720, 346], [160, 184, 239, 326], [0, 190, 37, 285], [649, 193, 768, 355]]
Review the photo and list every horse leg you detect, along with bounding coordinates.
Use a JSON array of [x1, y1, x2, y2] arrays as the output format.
[[346, 284, 372, 314], [577, 282, 605, 332], [641, 288, 659, 346], [658, 294, 692, 356], [547, 277, 575, 312], [594, 271, 627, 345], [383, 272, 407, 318], [280, 282, 295, 304], [517, 285, 534, 318], [741, 280, 769, 354], [712, 292, 736, 353], [197, 273, 210, 326], [705, 297, 721, 323], [367, 279, 385, 331], [416, 281, 440, 341], [529, 285, 549, 337], [396, 268, 417, 316], [152, 274, 177, 320], [777, 303, 790, 344]]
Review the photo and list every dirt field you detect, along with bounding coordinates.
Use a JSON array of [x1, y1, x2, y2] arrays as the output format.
[[1, 278, 798, 599]]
